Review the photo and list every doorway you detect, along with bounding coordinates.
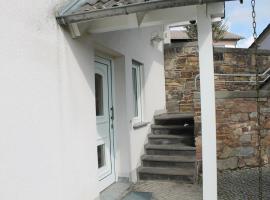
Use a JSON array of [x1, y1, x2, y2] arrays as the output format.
[[95, 56, 115, 192]]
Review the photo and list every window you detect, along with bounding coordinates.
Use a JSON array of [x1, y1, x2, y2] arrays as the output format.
[[132, 60, 143, 122]]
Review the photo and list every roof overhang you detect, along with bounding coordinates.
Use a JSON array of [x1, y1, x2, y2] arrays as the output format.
[[56, 0, 241, 38], [56, 0, 237, 25]]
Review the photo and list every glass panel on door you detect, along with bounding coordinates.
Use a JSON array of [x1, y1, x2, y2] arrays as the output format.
[[97, 144, 106, 168], [95, 73, 104, 116]]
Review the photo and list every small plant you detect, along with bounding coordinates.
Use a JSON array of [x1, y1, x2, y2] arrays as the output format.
[[185, 20, 228, 41]]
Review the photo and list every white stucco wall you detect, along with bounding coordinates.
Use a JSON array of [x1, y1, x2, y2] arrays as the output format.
[[0, 1, 99, 200], [0, 0, 166, 199], [259, 33, 270, 50], [92, 27, 166, 182]]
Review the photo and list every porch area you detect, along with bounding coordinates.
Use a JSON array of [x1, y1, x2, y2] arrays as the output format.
[[2, 0, 269, 199], [55, 0, 248, 199]]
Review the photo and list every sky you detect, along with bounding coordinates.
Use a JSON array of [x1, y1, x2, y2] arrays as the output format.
[[225, 0, 270, 48]]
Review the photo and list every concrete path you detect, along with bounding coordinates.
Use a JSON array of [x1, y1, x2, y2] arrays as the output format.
[[100, 182, 131, 200]]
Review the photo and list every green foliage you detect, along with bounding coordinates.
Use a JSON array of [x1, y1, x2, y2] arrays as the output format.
[[185, 20, 228, 41], [185, 23, 198, 40]]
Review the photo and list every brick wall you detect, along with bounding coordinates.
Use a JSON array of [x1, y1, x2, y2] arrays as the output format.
[[164, 43, 270, 170]]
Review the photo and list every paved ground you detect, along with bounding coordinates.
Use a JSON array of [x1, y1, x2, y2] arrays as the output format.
[[101, 167, 270, 200], [132, 181, 202, 200], [101, 181, 202, 200]]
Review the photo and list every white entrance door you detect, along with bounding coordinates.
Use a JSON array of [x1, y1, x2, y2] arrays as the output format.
[[95, 56, 115, 192]]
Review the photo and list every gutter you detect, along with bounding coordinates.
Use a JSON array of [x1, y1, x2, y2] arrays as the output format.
[[56, 0, 237, 25], [57, 0, 82, 16]]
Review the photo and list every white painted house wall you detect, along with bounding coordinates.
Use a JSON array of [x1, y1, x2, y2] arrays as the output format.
[[0, 0, 100, 199], [92, 28, 166, 181], [0, 0, 165, 200]]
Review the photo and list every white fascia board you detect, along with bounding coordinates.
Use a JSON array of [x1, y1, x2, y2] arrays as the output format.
[[140, 6, 197, 27], [81, 3, 223, 35], [207, 2, 225, 18], [87, 5, 197, 33]]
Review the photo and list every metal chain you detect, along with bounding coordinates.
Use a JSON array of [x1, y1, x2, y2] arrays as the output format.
[[251, 0, 257, 39], [251, 0, 262, 199]]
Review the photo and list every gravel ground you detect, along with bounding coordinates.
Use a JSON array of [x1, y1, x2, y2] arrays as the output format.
[[218, 167, 270, 200]]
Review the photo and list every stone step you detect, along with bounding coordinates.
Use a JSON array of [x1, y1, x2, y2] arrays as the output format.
[[151, 125, 194, 135], [142, 155, 195, 168], [145, 144, 196, 156], [137, 113, 196, 183], [148, 134, 194, 145], [155, 113, 194, 126], [138, 166, 194, 183]]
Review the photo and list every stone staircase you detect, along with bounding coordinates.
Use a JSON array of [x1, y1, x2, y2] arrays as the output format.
[[137, 113, 196, 183]]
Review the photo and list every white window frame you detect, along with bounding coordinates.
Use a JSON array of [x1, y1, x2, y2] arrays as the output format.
[[132, 60, 143, 123]]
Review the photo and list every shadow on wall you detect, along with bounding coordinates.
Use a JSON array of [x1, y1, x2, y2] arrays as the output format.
[[56, 27, 101, 199], [91, 27, 166, 117], [91, 27, 166, 180], [61, 27, 167, 184], [61, 28, 95, 93]]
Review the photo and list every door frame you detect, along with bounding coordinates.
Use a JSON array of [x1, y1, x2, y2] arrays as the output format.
[[95, 54, 117, 192]]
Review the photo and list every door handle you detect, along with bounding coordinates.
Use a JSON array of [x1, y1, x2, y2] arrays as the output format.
[[110, 107, 114, 121]]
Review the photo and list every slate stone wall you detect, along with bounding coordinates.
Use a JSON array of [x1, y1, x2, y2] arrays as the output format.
[[165, 43, 270, 113], [164, 43, 270, 170], [194, 92, 270, 170], [165, 43, 199, 113]]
